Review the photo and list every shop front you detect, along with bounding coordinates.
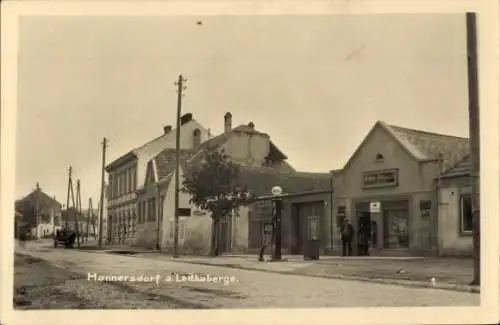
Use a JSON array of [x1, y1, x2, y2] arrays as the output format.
[[329, 121, 462, 256], [353, 198, 411, 255]]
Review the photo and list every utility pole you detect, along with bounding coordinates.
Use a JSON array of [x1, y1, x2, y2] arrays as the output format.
[[87, 198, 94, 241], [35, 182, 40, 240], [69, 178, 77, 243], [98, 137, 107, 249], [75, 179, 82, 248], [466, 12, 480, 286], [65, 166, 72, 232], [173, 74, 187, 258]]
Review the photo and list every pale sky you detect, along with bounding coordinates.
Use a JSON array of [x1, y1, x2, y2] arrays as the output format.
[[16, 14, 470, 207]]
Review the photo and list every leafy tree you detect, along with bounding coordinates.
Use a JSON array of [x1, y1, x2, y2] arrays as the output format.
[[181, 148, 254, 256]]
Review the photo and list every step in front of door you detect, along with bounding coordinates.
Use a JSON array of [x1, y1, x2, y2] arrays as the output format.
[[370, 249, 412, 257]]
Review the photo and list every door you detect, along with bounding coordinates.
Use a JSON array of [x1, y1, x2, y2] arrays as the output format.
[[383, 209, 409, 249], [291, 205, 301, 254], [218, 216, 230, 253], [107, 215, 113, 243], [297, 201, 324, 254]]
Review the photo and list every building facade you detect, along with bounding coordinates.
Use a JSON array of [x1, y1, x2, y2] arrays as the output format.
[[15, 183, 63, 239], [247, 190, 333, 255], [331, 121, 469, 256], [438, 155, 474, 256], [105, 113, 211, 244]]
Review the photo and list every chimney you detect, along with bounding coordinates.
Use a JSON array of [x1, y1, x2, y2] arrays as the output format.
[[248, 121, 255, 130], [224, 112, 232, 133], [36, 182, 40, 191], [163, 125, 172, 134], [181, 113, 193, 125]]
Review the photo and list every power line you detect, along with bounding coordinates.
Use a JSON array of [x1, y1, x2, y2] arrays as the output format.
[[56, 18, 279, 195]]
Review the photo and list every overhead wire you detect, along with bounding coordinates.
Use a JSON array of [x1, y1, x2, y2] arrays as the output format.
[[67, 16, 278, 197]]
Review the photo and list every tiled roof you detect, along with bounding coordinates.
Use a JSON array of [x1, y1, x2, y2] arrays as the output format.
[[385, 122, 470, 170], [154, 148, 196, 181], [242, 168, 332, 196], [185, 165, 332, 197], [16, 188, 62, 209], [441, 154, 471, 179]]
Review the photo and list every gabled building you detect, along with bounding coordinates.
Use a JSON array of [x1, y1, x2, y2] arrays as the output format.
[[135, 148, 195, 248], [15, 183, 62, 239], [187, 112, 295, 172], [134, 112, 333, 254], [330, 120, 471, 256], [105, 113, 211, 244]]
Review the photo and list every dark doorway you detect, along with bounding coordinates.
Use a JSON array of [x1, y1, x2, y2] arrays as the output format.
[[291, 204, 301, 254], [291, 201, 324, 255], [107, 215, 113, 243], [217, 215, 230, 253]]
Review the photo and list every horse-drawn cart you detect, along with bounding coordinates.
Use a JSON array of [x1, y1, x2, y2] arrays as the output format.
[[54, 229, 77, 248]]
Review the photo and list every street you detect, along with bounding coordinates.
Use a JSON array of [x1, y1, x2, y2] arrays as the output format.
[[14, 245, 480, 309]]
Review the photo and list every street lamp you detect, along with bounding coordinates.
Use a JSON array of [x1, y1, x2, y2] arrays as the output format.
[[271, 186, 283, 261]]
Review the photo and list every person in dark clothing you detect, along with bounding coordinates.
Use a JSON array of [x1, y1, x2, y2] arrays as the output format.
[[340, 218, 354, 256], [358, 231, 370, 256]]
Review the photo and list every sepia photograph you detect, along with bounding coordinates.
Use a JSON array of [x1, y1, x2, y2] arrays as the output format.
[[1, 1, 499, 325]]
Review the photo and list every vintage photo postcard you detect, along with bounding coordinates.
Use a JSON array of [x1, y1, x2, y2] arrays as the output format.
[[1, 0, 499, 325]]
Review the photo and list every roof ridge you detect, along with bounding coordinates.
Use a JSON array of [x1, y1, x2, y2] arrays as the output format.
[[441, 153, 471, 175], [387, 123, 469, 140]]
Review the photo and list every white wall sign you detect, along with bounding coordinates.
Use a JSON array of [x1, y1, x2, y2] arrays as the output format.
[[369, 201, 381, 213]]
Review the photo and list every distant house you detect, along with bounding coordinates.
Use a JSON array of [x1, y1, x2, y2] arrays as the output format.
[[330, 120, 471, 257], [15, 183, 62, 239], [61, 207, 99, 238], [134, 112, 333, 255], [105, 113, 211, 245]]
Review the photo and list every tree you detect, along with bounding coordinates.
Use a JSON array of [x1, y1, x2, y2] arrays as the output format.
[[181, 148, 254, 256]]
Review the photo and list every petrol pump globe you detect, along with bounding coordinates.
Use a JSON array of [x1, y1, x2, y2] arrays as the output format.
[[271, 186, 283, 196]]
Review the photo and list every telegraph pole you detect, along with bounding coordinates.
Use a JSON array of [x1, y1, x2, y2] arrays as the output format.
[[65, 166, 72, 231], [35, 182, 40, 240], [173, 74, 187, 258], [87, 198, 94, 241], [75, 179, 82, 248], [98, 137, 107, 248], [69, 177, 77, 244], [466, 12, 480, 286]]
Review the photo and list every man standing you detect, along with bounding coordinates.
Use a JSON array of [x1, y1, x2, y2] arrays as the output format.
[[340, 218, 354, 256]]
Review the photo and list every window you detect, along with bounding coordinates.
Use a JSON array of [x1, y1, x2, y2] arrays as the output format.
[[125, 169, 129, 193], [109, 175, 114, 198], [169, 221, 174, 239], [143, 201, 146, 223], [132, 167, 137, 191], [460, 195, 473, 234], [193, 128, 201, 148], [147, 199, 151, 221], [375, 153, 384, 162], [308, 215, 320, 240], [152, 198, 157, 221], [159, 195, 165, 222], [121, 172, 126, 195]]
